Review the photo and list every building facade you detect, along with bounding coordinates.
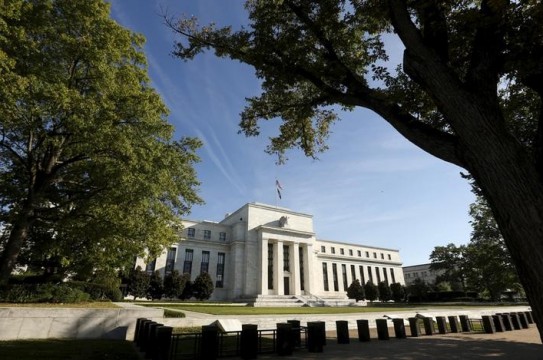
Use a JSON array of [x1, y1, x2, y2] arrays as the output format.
[[402, 263, 443, 286], [136, 203, 405, 301]]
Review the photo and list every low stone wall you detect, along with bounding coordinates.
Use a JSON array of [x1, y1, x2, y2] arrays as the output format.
[[0, 305, 163, 341], [160, 305, 532, 332]]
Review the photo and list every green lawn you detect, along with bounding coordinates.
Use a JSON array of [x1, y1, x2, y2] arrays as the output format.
[[145, 304, 420, 315], [0, 339, 141, 360]]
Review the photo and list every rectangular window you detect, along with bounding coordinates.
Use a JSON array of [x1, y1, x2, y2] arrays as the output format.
[[373, 252, 377, 259], [349, 249, 353, 256], [383, 267, 388, 285], [342, 264, 348, 290], [165, 248, 177, 275], [381, 253, 385, 259], [367, 266, 373, 283], [322, 263, 329, 291], [219, 232, 226, 241], [183, 249, 193, 275], [365, 251, 370, 257], [388, 254, 392, 260], [332, 263, 339, 291], [283, 245, 290, 272], [359, 265, 365, 284], [357, 250, 361, 257], [200, 251, 210, 274], [203, 230, 211, 240], [331, 247, 336, 254], [268, 244, 274, 290], [390, 268, 396, 283], [216, 253, 225, 288], [350, 265, 356, 283], [340, 248, 344, 255], [187, 228, 195, 238], [145, 258, 156, 274], [299, 246, 305, 291], [321, 246, 326, 253]]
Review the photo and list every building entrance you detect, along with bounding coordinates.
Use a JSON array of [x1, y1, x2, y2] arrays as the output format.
[[283, 277, 290, 295]]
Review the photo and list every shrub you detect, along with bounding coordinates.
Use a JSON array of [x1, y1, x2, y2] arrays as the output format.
[[346, 279, 365, 302], [0, 283, 90, 303], [69, 281, 122, 302], [192, 272, 214, 300], [164, 309, 185, 318]]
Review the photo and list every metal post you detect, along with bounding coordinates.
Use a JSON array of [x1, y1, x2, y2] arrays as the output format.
[[448, 316, 459, 333], [393, 319, 406, 339], [240, 324, 258, 360], [436, 317, 447, 334], [357, 319, 371, 342], [336, 320, 350, 344], [408, 318, 419, 337], [376, 319, 389, 340]]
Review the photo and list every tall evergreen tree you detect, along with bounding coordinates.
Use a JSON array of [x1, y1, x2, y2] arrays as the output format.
[[364, 281, 379, 302], [347, 279, 365, 302]]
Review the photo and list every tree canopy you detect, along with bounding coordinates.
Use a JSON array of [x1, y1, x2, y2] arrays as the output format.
[[168, 0, 543, 339], [0, 0, 202, 283]]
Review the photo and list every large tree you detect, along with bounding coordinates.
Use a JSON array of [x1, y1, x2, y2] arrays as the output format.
[[168, 1, 543, 339], [0, 0, 202, 283], [429, 243, 469, 293], [464, 196, 521, 301]]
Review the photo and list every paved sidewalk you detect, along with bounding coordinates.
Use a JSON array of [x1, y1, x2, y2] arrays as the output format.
[[248, 327, 543, 360]]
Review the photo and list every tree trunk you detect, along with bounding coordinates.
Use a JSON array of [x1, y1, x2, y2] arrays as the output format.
[[0, 211, 33, 285], [454, 116, 543, 341]]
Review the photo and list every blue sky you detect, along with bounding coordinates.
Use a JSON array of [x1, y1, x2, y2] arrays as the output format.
[[109, 0, 475, 266]]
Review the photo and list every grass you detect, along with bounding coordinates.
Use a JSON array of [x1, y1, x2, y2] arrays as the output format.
[[0, 302, 119, 308], [143, 303, 499, 316], [0, 339, 141, 360]]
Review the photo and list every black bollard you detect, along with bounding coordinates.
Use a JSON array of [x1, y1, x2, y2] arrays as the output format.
[[307, 322, 324, 353], [240, 324, 258, 360], [525, 311, 534, 324], [140, 320, 154, 352], [287, 320, 301, 347], [155, 326, 173, 360], [375, 319, 390, 340], [357, 319, 371, 342], [492, 315, 505, 332], [482, 316, 495, 334], [276, 323, 294, 356], [201, 325, 219, 360], [448, 316, 460, 333], [501, 314, 513, 331], [147, 322, 163, 359], [517, 312, 529, 329], [134, 318, 146, 344], [510, 313, 521, 330], [423, 317, 434, 336], [408, 317, 420, 337], [459, 315, 471, 332], [393, 318, 406, 339], [436, 317, 447, 334], [336, 320, 350, 344]]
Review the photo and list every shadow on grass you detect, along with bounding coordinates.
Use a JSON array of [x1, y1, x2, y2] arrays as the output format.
[[0, 339, 141, 360]]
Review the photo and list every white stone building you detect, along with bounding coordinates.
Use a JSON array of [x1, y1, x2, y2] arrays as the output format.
[[136, 203, 405, 304], [402, 263, 443, 286]]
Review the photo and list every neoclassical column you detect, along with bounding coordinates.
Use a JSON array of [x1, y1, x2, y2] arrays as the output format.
[[291, 243, 300, 295], [260, 238, 268, 295], [273, 240, 284, 294], [303, 243, 315, 294]]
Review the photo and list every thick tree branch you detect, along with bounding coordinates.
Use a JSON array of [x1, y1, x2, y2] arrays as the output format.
[[465, 0, 507, 96]]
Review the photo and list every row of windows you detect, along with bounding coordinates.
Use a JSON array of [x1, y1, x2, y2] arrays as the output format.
[[187, 228, 227, 241], [320, 246, 392, 261], [146, 248, 226, 288], [322, 262, 397, 292], [405, 271, 431, 278]]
